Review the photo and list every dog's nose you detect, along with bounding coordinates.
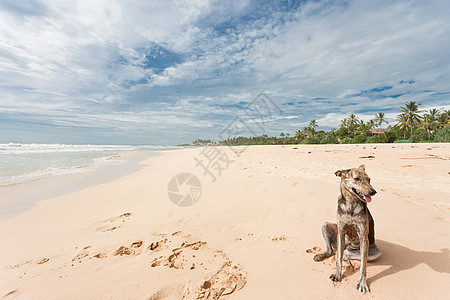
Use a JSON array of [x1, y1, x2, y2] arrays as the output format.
[[369, 189, 377, 196]]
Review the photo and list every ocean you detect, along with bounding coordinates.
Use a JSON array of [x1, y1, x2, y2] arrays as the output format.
[[0, 143, 177, 187]]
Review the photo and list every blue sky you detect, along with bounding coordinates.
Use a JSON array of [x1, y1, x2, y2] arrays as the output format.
[[0, 0, 449, 145]]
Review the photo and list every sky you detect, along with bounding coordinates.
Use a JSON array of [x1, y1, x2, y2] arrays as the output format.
[[0, 0, 449, 145]]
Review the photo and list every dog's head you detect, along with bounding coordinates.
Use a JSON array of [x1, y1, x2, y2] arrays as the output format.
[[335, 165, 376, 203]]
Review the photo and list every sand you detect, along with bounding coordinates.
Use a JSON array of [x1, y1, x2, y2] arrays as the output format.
[[0, 144, 449, 299]]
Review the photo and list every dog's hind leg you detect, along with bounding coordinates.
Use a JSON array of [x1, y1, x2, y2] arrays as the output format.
[[313, 222, 337, 261]]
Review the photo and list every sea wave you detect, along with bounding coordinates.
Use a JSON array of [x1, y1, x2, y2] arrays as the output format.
[[0, 143, 178, 155], [0, 143, 177, 186], [0, 165, 92, 187]]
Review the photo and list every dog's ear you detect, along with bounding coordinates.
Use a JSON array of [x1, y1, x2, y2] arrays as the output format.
[[358, 165, 365, 171], [335, 169, 351, 178]]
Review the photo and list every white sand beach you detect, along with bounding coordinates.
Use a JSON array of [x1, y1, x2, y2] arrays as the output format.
[[1, 144, 449, 299]]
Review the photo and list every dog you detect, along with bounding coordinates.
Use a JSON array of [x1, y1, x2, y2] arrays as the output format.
[[313, 165, 381, 293]]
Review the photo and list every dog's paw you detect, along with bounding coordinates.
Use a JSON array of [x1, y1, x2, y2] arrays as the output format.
[[357, 279, 370, 294], [329, 272, 341, 282], [313, 251, 333, 262], [313, 254, 322, 261]]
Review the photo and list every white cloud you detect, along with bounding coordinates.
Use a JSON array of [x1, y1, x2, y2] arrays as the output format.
[[0, 0, 449, 144]]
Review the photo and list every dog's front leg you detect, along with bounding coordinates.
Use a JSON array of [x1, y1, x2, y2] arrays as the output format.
[[330, 223, 345, 282], [356, 233, 370, 293]]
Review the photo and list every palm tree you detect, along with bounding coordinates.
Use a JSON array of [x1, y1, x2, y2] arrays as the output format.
[[396, 113, 409, 139], [399, 101, 423, 138], [367, 120, 376, 129], [357, 120, 371, 135], [294, 129, 305, 141], [437, 113, 449, 129], [347, 114, 359, 137], [340, 118, 348, 129], [308, 119, 318, 136], [443, 110, 450, 118], [422, 114, 433, 140], [374, 112, 388, 129], [428, 109, 440, 122]]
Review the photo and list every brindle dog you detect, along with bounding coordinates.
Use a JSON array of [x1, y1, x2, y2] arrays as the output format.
[[314, 165, 381, 293]]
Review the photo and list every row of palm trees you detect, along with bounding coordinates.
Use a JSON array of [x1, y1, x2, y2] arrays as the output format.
[[339, 112, 389, 138], [219, 101, 449, 145], [294, 119, 318, 140], [292, 101, 449, 141], [396, 101, 449, 139]]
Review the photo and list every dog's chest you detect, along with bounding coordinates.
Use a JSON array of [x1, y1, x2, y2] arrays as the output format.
[[343, 223, 360, 242], [338, 202, 367, 237], [339, 213, 364, 243], [340, 213, 364, 229], [338, 200, 366, 220]]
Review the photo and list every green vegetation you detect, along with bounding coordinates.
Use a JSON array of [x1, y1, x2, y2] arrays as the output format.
[[218, 101, 450, 145], [192, 139, 214, 146], [435, 125, 450, 142]]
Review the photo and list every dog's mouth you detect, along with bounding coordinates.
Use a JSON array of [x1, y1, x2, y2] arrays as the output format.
[[352, 188, 372, 203]]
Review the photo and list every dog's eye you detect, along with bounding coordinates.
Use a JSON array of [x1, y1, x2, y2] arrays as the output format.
[[354, 177, 360, 181]]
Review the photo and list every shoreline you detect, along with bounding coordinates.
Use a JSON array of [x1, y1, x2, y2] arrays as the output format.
[[0, 150, 160, 222], [0, 144, 449, 299]]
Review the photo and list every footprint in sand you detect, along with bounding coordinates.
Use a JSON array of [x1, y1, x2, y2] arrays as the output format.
[[271, 235, 287, 242], [71, 240, 144, 262], [8, 260, 33, 269], [37, 258, 49, 264], [1, 289, 20, 299], [150, 240, 207, 269], [147, 233, 247, 299], [114, 246, 136, 256], [93, 253, 107, 259], [72, 246, 93, 263], [114, 240, 145, 256], [148, 238, 168, 252], [8, 257, 49, 269], [182, 261, 247, 299], [171, 230, 191, 238], [95, 212, 132, 232], [73, 248, 105, 261], [15, 230, 247, 299], [306, 246, 322, 254]]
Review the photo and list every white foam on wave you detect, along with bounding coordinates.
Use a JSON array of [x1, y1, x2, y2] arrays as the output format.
[[0, 143, 177, 186], [0, 143, 180, 154], [0, 143, 138, 155], [0, 165, 92, 187]]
